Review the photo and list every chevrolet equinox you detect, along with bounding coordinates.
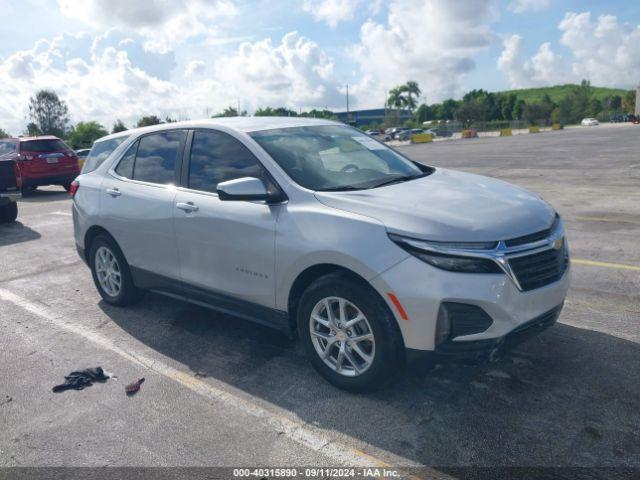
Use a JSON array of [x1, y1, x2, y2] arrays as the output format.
[[72, 118, 570, 392]]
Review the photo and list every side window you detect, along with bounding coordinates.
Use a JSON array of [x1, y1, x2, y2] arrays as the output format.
[[115, 141, 137, 179], [188, 130, 269, 193], [133, 131, 185, 185]]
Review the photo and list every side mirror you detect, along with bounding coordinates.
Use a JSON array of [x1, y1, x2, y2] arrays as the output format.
[[217, 177, 279, 202]]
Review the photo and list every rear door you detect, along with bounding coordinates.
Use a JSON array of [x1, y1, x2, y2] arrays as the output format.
[[100, 130, 187, 290], [19, 139, 78, 178]]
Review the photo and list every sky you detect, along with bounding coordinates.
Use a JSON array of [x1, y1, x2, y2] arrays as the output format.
[[0, 0, 639, 134]]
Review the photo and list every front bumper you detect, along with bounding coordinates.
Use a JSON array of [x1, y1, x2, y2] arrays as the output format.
[[370, 255, 570, 351], [434, 303, 562, 356]]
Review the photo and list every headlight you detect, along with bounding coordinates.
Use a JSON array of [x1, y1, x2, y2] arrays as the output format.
[[389, 234, 503, 274]]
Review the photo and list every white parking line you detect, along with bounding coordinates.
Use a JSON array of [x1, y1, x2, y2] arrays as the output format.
[[52, 211, 72, 216], [0, 287, 438, 479]]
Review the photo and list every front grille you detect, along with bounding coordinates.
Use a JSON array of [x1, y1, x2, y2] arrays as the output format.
[[0, 160, 18, 191], [508, 244, 568, 291]]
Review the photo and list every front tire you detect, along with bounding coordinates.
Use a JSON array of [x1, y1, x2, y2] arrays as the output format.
[[89, 234, 143, 306], [297, 273, 405, 392], [0, 202, 18, 223]]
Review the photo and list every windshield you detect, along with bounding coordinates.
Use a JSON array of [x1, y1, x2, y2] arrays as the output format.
[[81, 135, 130, 174], [0, 140, 17, 156], [250, 125, 426, 191]]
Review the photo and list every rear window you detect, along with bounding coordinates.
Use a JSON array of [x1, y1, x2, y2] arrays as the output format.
[[21, 139, 68, 152], [81, 136, 130, 174], [0, 140, 17, 156]]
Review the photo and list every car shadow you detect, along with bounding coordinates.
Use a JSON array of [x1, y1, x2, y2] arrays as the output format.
[[101, 294, 640, 469], [0, 221, 42, 246], [20, 188, 69, 203]]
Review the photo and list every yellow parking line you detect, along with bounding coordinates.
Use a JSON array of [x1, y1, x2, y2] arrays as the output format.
[[573, 258, 640, 271], [574, 216, 640, 226]]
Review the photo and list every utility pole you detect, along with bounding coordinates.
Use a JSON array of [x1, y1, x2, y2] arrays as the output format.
[[635, 83, 640, 117], [346, 84, 350, 124]]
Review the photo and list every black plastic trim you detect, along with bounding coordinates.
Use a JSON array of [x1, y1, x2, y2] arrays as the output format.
[[129, 267, 292, 336]]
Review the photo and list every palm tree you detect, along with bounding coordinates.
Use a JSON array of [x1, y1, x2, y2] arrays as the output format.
[[387, 87, 408, 124], [401, 81, 421, 111]]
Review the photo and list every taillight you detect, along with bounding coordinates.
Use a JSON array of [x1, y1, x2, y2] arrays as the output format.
[[68, 180, 79, 198], [13, 162, 22, 189]]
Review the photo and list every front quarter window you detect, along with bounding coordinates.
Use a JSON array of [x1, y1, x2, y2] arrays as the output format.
[[250, 125, 428, 191]]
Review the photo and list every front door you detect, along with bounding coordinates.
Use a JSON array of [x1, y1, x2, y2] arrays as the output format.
[[173, 129, 280, 311]]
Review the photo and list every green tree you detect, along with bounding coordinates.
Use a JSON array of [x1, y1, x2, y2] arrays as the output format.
[[386, 87, 408, 124], [255, 107, 297, 117], [401, 81, 421, 111], [512, 99, 525, 120], [67, 121, 109, 149], [26, 122, 40, 136], [606, 95, 622, 111], [27, 89, 70, 138], [622, 90, 635, 113], [300, 109, 335, 119], [112, 119, 127, 133], [136, 115, 163, 127], [0, 127, 9, 138], [213, 107, 247, 117], [415, 104, 435, 123], [500, 93, 517, 121]]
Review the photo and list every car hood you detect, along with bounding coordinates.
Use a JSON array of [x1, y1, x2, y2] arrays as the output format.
[[314, 168, 556, 242]]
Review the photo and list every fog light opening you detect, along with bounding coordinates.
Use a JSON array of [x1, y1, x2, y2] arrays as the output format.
[[435, 305, 452, 346]]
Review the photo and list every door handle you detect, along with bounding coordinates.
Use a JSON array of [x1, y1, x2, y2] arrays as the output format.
[[106, 188, 121, 197], [176, 202, 198, 212]]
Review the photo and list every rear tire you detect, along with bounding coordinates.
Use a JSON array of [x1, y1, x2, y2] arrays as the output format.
[[297, 273, 405, 392], [89, 234, 143, 306], [0, 202, 18, 223]]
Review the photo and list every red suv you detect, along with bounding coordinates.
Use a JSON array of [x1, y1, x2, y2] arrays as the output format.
[[1, 136, 80, 193]]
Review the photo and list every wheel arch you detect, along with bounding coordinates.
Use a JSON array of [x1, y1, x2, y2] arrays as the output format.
[[286, 263, 402, 344], [83, 225, 116, 264]]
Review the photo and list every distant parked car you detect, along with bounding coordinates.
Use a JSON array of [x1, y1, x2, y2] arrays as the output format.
[[365, 130, 391, 141], [396, 129, 424, 141], [425, 128, 453, 138], [385, 127, 409, 139], [2, 136, 79, 193], [0, 148, 22, 223], [581, 118, 599, 126]]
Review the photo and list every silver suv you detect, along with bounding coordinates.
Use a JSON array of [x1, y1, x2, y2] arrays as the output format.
[[72, 118, 570, 391]]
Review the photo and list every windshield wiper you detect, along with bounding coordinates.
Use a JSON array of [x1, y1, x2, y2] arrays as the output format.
[[369, 173, 427, 189], [316, 185, 362, 192]]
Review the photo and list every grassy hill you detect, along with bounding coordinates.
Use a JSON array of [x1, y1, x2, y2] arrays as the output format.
[[500, 84, 631, 103]]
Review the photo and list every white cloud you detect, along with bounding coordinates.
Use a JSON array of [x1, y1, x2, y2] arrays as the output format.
[[0, 30, 343, 135], [302, 0, 361, 29], [497, 34, 568, 88], [559, 12, 640, 87], [185, 60, 206, 77], [498, 11, 640, 89], [349, 0, 497, 106], [508, 0, 551, 14], [213, 31, 341, 110], [56, 0, 238, 52]]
